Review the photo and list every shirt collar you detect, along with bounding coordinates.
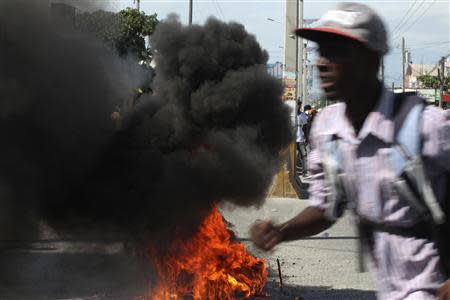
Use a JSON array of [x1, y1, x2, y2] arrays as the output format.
[[320, 87, 395, 144], [320, 103, 357, 143], [357, 87, 395, 144]]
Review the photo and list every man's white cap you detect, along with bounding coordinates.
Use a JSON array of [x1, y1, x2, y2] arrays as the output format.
[[295, 2, 389, 55]]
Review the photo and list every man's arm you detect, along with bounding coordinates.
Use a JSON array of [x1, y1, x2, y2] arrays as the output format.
[[279, 206, 335, 241], [250, 206, 334, 251], [250, 110, 337, 251], [421, 107, 450, 299], [422, 107, 450, 171], [438, 280, 450, 300], [300, 112, 308, 126]]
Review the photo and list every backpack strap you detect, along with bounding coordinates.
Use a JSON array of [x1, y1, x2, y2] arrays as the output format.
[[322, 92, 447, 273], [391, 93, 449, 277], [391, 93, 446, 225], [355, 93, 431, 273], [392, 92, 423, 133], [391, 93, 424, 175], [322, 136, 348, 221]]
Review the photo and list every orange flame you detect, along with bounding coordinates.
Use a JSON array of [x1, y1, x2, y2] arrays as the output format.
[[146, 207, 267, 300]]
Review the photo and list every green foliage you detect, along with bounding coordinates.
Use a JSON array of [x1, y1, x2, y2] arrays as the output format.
[[75, 8, 158, 62], [116, 8, 158, 61], [417, 74, 450, 91]]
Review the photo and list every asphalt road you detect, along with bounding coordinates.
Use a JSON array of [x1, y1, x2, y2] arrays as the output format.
[[220, 197, 376, 300], [0, 197, 376, 300]]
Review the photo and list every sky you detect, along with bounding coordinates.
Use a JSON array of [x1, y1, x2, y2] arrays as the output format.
[[109, 0, 450, 88]]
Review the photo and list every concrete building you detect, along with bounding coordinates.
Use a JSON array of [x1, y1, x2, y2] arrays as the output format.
[[267, 62, 283, 79], [406, 60, 450, 89], [48, 0, 115, 27], [405, 64, 436, 88], [50, 0, 112, 13]]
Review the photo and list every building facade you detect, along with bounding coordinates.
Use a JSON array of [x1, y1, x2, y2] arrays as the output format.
[[267, 62, 283, 79], [406, 60, 450, 89]]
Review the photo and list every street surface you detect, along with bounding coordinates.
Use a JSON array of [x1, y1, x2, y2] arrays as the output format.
[[0, 197, 375, 300], [220, 197, 376, 300]]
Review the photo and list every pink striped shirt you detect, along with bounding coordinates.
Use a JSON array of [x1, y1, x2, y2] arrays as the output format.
[[307, 88, 450, 299]]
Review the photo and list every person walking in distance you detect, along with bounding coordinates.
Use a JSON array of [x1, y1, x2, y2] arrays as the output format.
[[295, 102, 309, 177], [251, 3, 450, 299], [302, 104, 314, 147]]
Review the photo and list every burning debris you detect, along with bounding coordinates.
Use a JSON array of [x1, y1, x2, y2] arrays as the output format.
[[146, 207, 267, 299], [0, 0, 292, 298]]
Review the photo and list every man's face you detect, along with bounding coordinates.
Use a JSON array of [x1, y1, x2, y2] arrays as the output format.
[[316, 38, 378, 102]]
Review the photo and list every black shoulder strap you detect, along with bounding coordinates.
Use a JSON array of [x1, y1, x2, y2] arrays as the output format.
[[393, 92, 426, 135]]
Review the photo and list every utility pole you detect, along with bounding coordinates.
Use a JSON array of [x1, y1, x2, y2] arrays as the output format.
[[189, 0, 193, 24], [297, 0, 304, 104], [283, 0, 299, 102], [134, 0, 140, 11], [302, 42, 308, 106], [402, 37, 405, 92], [439, 56, 445, 108]]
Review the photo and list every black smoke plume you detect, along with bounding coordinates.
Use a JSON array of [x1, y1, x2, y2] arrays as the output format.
[[0, 2, 293, 242]]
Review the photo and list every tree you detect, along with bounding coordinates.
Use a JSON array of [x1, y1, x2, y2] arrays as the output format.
[[116, 8, 158, 61], [417, 74, 450, 91], [75, 8, 158, 62]]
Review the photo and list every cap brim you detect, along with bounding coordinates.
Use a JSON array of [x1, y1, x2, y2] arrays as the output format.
[[295, 27, 364, 44]]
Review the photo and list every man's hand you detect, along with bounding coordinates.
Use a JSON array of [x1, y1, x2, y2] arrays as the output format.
[[438, 279, 450, 300], [250, 206, 333, 251], [250, 220, 284, 251]]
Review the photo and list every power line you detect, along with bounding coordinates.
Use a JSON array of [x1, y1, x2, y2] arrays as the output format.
[[392, 43, 450, 54], [407, 40, 450, 47], [424, 51, 450, 76], [211, 0, 225, 21], [392, 0, 437, 42], [194, 2, 207, 22], [391, 0, 428, 37], [213, 0, 226, 20], [390, 40, 450, 57], [391, 0, 419, 36], [392, 0, 427, 41], [408, 42, 450, 51]]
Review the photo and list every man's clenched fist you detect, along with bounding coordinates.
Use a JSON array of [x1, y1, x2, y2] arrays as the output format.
[[250, 220, 284, 251]]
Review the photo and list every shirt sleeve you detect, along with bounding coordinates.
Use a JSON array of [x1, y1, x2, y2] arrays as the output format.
[[422, 106, 450, 172], [307, 113, 331, 211], [301, 114, 309, 125]]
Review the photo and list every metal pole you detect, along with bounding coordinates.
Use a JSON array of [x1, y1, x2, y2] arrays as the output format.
[[402, 37, 405, 92], [189, 0, 193, 24], [439, 56, 445, 108], [297, 0, 304, 104], [134, 0, 140, 11], [302, 42, 307, 106], [283, 0, 300, 101], [294, 1, 299, 103]]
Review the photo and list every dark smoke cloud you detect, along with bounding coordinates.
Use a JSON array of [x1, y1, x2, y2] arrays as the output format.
[[0, 0, 145, 239], [0, 2, 293, 243]]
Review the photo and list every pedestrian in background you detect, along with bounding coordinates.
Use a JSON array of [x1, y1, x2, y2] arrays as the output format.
[[295, 102, 309, 177], [302, 104, 314, 146]]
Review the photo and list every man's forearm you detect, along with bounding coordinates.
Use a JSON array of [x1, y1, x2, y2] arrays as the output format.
[[279, 206, 334, 241]]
